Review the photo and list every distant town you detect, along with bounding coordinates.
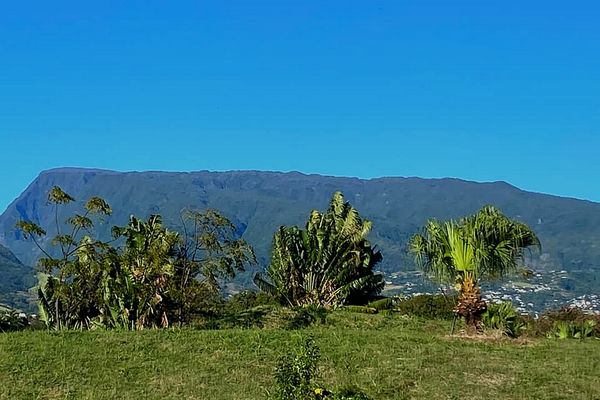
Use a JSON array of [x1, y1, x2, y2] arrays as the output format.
[[383, 269, 600, 315]]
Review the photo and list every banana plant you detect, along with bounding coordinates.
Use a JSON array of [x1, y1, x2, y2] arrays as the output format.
[[113, 215, 179, 329]]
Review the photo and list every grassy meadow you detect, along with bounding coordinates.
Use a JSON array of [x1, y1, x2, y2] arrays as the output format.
[[1, 313, 599, 400]]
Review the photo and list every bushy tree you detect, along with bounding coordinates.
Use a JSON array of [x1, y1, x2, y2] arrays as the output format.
[[16, 187, 256, 330], [168, 209, 256, 325], [255, 192, 384, 308]]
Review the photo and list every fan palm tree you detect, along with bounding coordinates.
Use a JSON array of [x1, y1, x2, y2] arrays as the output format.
[[410, 206, 540, 330], [255, 192, 384, 307]]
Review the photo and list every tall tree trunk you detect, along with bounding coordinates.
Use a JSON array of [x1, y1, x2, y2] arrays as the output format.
[[454, 275, 487, 332]]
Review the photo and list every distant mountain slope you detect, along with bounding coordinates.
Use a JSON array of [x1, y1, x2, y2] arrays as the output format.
[[1, 168, 600, 301], [0, 244, 34, 310]]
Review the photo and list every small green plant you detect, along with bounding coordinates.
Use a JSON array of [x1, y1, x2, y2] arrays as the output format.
[[550, 321, 571, 339], [226, 291, 278, 312], [341, 305, 378, 314], [481, 302, 525, 338], [274, 336, 321, 400], [272, 336, 373, 400], [549, 320, 597, 340], [524, 307, 600, 337], [576, 320, 597, 339]]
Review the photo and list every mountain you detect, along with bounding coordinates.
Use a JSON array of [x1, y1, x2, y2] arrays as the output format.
[[0, 243, 34, 310], [1, 168, 600, 310]]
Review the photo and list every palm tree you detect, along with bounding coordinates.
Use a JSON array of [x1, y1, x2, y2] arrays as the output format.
[[255, 192, 384, 307], [410, 206, 540, 330]]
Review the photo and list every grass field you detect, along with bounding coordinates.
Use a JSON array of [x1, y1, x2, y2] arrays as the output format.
[[0, 313, 599, 400]]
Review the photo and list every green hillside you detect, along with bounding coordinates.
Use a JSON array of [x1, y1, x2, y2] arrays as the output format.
[[0, 244, 34, 310], [0, 313, 599, 399]]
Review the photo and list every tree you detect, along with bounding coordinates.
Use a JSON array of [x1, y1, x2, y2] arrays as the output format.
[[254, 192, 384, 308], [168, 209, 257, 325], [111, 215, 179, 329], [409, 206, 540, 330], [16, 186, 112, 329], [16, 186, 257, 330]]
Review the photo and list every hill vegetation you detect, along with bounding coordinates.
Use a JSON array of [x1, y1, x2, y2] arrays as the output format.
[[0, 244, 33, 310], [1, 168, 600, 309]]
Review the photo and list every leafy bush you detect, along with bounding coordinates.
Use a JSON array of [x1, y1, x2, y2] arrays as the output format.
[[16, 187, 257, 331], [0, 310, 28, 332], [525, 307, 600, 338], [481, 302, 525, 338], [255, 192, 384, 308], [367, 297, 397, 311], [549, 320, 597, 340], [395, 294, 456, 320], [341, 297, 399, 315], [273, 336, 373, 400], [263, 306, 327, 330], [274, 336, 321, 400], [226, 291, 279, 312]]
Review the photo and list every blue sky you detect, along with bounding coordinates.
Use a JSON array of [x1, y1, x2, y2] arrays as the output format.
[[1, 1, 599, 212]]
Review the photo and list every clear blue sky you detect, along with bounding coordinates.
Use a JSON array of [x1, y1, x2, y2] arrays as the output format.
[[1, 1, 599, 212]]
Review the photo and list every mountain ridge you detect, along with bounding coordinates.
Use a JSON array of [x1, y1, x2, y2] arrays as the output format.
[[26, 166, 595, 203], [0, 243, 33, 309]]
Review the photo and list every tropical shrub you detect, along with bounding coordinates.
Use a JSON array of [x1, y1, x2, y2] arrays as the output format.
[[367, 297, 397, 311], [341, 305, 379, 314], [395, 294, 456, 320], [167, 209, 257, 325], [481, 302, 525, 338], [0, 309, 28, 332], [549, 320, 597, 340], [255, 192, 384, 308], [341, 297, 397, 315], [524, 307, 600, 338]]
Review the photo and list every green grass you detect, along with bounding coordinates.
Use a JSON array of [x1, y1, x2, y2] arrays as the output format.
[[0, 313, 599, 399]]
